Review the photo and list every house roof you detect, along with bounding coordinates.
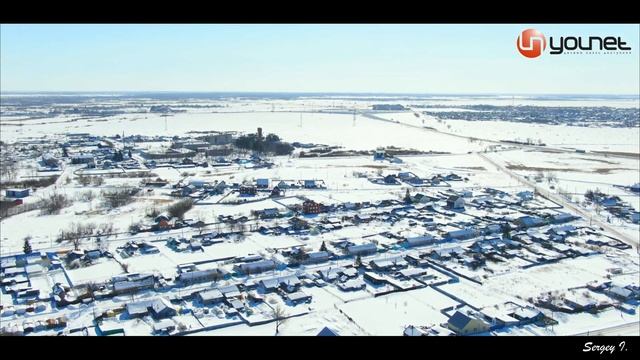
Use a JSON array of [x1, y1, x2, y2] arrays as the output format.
[[151, 298, 175, 314], [319, 267, 345, 280], [609, 286, 633, 298], [239, 260, 276, 272], [399, 268, 428, 278], [553, 213, 575, 222], [307, 251, 329, 259], [229, 299, 244, 309], [433, 246, 464, 256], [371, 257, 408, 269], [406, 234, 435, 246], [448, 311, 474, 329], [447, 228, 476, 238], [347, 243, 377, 253], [153, 319, 175, 332], [511, 306, 541, 320], [286, 291, 311, 302], [198, 289, 224, 302], [317, 326, 340, 336], [218, 284, 240, 295], [341, 268, 358, 277], [126, 300, 153, 316], [338, 278, 366, 290], [260, 275, 300, 289], [517, 216, 545, 227]]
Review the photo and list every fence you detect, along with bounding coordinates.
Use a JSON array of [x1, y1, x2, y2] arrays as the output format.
[[0, 200, 45, 218]]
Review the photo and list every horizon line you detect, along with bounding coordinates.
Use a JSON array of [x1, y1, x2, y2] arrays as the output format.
[[1, 90, 639, 97]]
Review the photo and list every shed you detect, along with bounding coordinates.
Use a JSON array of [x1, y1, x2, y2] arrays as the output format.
[[256, 178, 270, 188], [5, 189, 30, 198], [347, 243, 377, 256], [286, 291, 312, 304], [153, 319, 176, 334], [236, 260, 277, 275], [405, 234, 435, 247]]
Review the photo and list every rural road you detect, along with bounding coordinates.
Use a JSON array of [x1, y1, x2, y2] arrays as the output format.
[[362, 109, 639, 161], [478, 152, 639, 250], [572, 321, 640, 336]]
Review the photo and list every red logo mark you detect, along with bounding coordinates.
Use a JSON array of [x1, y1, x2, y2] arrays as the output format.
[[517, 29, 546, 58]]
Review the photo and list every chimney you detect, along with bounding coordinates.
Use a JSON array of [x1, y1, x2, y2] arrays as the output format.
[[257, 127, 263, 139]]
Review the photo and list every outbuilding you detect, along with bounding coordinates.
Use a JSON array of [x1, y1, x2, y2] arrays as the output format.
[[5, 189, 30, 198]]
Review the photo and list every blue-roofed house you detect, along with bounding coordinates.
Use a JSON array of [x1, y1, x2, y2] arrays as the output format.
[[150, 298, 177, 319], [551, 212, 577, 224], [515, 216, 546, 229], [317, 326, 340, 336], [447, 311, 491, 335], [446, 228, 477, 240], [516, 191, 534, 201]]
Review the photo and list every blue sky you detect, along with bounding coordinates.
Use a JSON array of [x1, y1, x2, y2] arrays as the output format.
[[1, 24, 639, 94]]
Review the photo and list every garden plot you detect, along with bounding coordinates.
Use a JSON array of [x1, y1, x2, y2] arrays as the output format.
[[481, 255, 629, 300], [405, 286, 461, 311], [338, 291, 449, 335], [122, 252, 178, 278], [65, 258, 125, 285], [439, 280, 514, 309]]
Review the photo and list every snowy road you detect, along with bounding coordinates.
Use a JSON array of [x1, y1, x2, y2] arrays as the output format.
[[572, 321, 640, 336], [478, 152, 639, 250]]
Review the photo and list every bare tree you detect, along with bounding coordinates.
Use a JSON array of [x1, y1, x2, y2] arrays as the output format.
[[167, 198, 194, 219], [98, 222, 115, 236], [71, 237, 82, 251], [42, 192, 72, 215], [84, 282, 97, 301], [272, 304, 287, 335]]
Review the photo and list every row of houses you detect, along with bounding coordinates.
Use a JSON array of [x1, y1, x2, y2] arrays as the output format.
[[586, 190, 639, 224]]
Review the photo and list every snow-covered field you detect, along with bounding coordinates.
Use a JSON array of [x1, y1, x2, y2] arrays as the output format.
[[1, 94, 639, 336], [373, 111, 640, 154]]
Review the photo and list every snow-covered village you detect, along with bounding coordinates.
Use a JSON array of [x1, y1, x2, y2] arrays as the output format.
[[2, 20, 640, 343], [1, 93, 638, 336]]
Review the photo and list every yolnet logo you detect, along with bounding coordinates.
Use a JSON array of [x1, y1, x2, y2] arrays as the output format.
[[517, 28, 632, 58], [517, 29, 546, 58]]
